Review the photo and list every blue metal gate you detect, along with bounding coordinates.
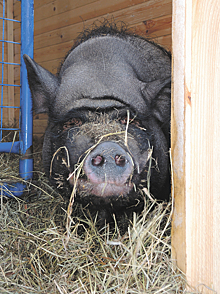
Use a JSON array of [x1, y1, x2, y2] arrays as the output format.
[[0, 0, 34, 197]]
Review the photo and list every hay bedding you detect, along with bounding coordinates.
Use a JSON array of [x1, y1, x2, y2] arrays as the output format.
[[0, 145, 198, 293]]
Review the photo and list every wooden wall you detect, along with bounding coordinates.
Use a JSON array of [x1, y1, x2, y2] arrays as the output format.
[[172, 0, 220, 292], [13, 0, 172, 138]]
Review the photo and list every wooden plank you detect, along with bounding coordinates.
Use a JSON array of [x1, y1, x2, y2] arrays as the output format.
[[13, 0, 21, 21], [32, 0, 149, 24], [34, 0, 171, 37], [34, 40, 73, 63], [171, 0, 187, 275], [34, 0, 99, 23], [188, 0, 220, 290], [34, 113, 48, 120], [38, 58, 63, 74], [33, 119, 48, 134], [151, 34, 171, 52], [132, 15, 172, 39], [34, 0, 56, 9], [14, 0, 59, 19], [172, 0, 220, 292], [7, 0, 15, 125], [32, 13, 171, 51]]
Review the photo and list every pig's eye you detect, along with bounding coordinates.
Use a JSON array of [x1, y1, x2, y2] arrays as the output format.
[[63, 118, 82, 131], [120, 117, 141, 127]]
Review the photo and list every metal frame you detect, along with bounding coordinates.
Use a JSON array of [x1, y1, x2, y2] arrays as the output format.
[[0, 0, 34, 197]]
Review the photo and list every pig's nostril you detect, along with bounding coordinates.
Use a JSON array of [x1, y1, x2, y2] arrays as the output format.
[[115, 155, 126, 167], [92, 155, 104, 166]]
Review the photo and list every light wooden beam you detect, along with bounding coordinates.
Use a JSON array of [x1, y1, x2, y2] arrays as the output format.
[[171, 0, 220, 292]]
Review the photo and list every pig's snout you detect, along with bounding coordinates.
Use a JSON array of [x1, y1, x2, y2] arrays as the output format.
[[81, 142, 134, 197], [84, 142, 133, 184]]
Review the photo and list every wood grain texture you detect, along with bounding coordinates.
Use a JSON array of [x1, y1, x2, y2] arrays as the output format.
[[172, 0, 220, 292], [33, 0, 171, 36], [171, 0, 186, 274]]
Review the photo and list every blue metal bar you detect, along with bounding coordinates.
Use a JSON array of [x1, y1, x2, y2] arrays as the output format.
[[0, 0, 5, 140], [0, 0, 34, 198], [0, 84, 20, 87], [0, 17, 21, 23], [0, 40, 21, 45], [1, 183, 26, 198], [0, 141, 20, 153], [19, 0, 34, 181], [0, 62, 20, 65], [0, 128, 20, 131]]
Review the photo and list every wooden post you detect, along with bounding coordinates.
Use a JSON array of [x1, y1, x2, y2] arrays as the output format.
[[7, 0, 14, 125], [171, 0, 220, 292]]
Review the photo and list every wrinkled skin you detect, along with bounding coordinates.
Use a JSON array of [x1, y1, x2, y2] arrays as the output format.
[[24, 24, 171, 217]]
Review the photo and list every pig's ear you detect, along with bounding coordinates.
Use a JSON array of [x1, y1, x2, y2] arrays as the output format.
[[23, 54, 59, 114], [141, 77, 171, 123]]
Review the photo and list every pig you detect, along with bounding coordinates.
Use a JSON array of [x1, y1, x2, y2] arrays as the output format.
[[24, 23, 171, 217]]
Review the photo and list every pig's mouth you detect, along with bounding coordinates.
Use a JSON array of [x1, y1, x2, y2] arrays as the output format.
[[68, 175, 134, 198]]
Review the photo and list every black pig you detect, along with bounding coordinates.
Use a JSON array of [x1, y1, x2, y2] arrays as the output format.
[[24, 23, 171, 216]]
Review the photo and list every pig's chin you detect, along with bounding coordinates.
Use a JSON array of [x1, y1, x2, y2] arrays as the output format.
[[68, 176, 133, 198]]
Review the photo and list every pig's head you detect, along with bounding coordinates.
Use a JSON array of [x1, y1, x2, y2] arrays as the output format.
[[24, 24, 171, 214]]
